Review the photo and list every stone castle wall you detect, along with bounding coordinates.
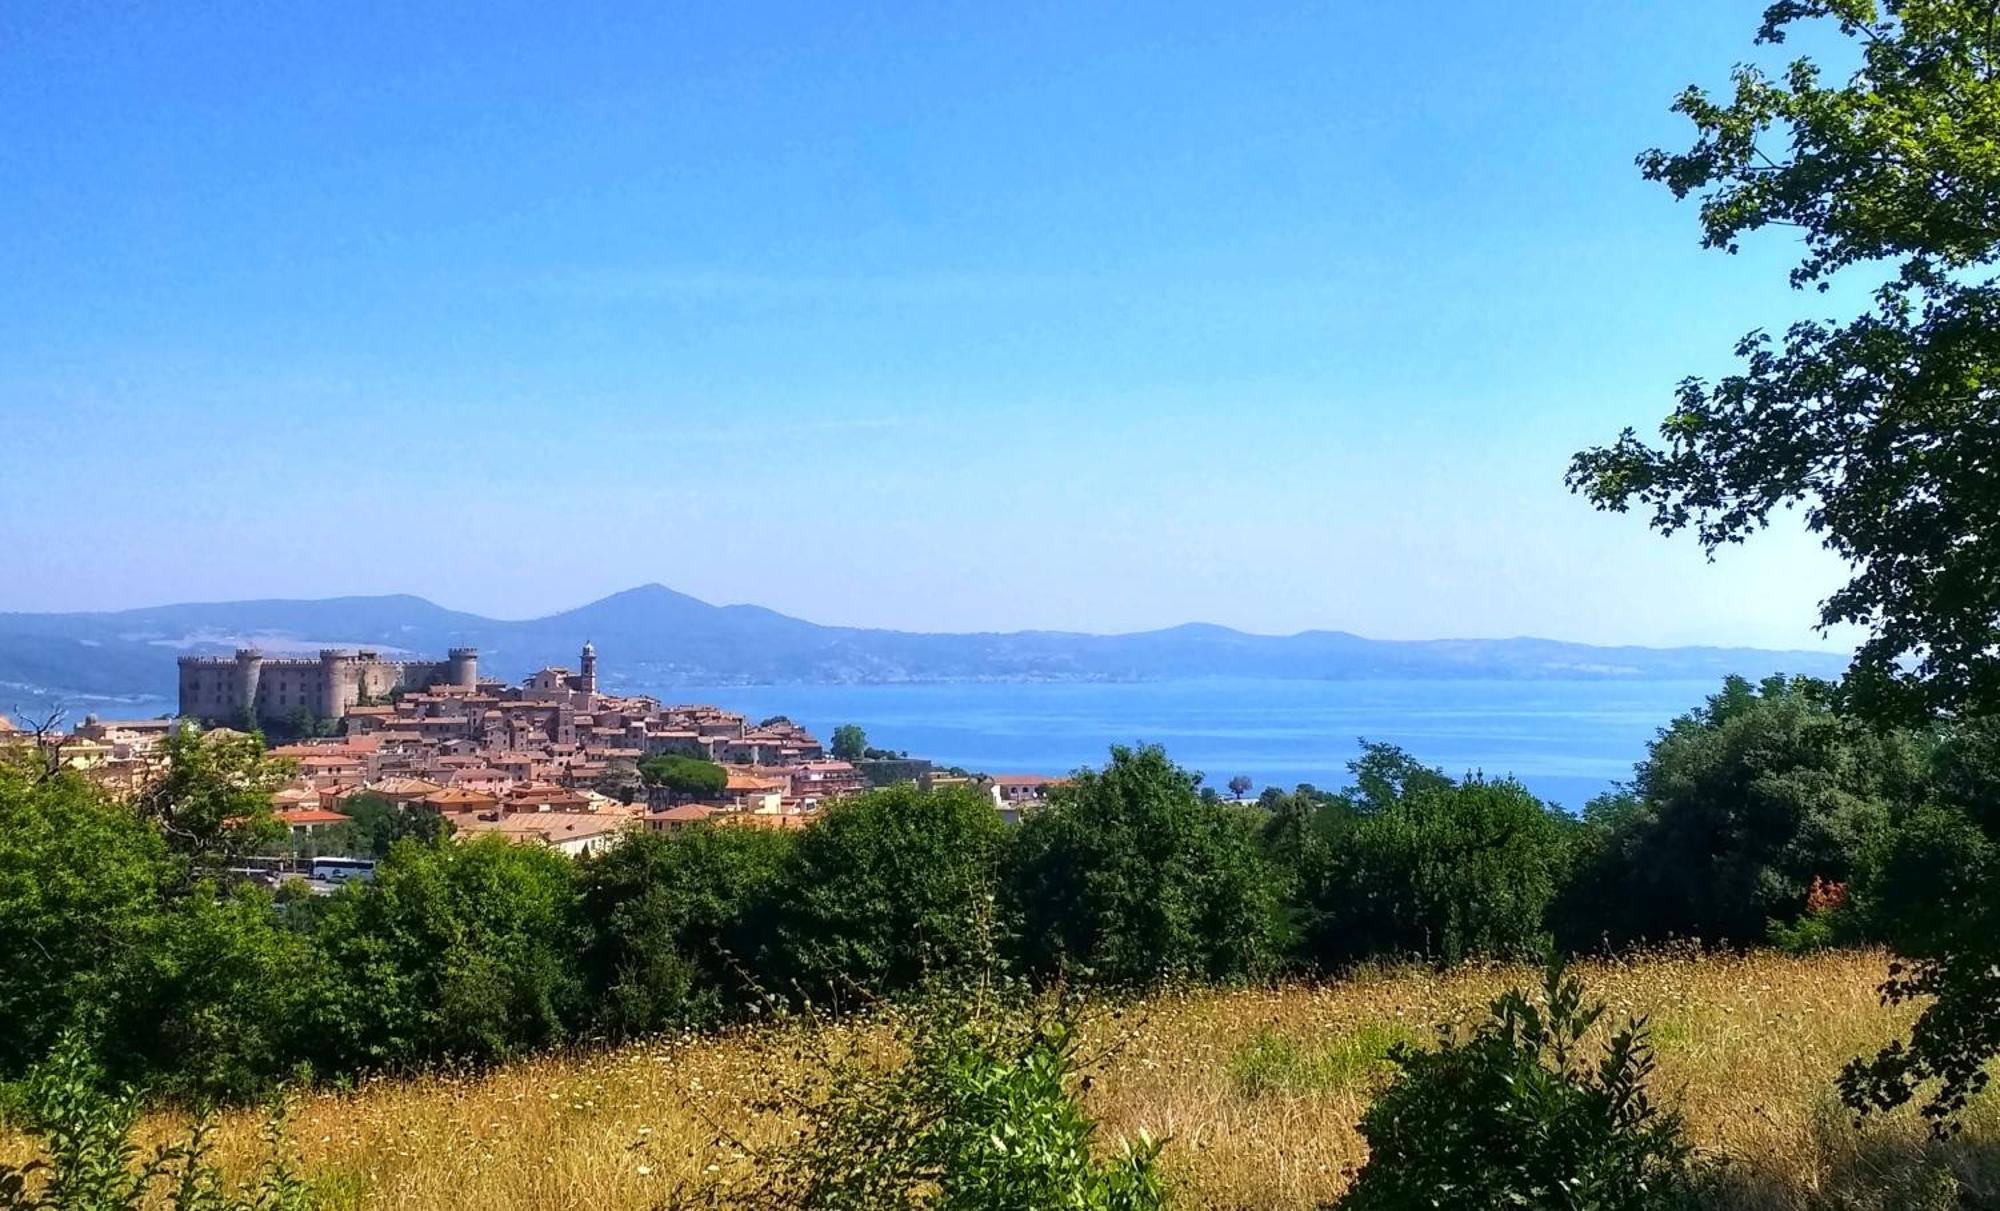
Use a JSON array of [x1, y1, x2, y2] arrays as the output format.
[[177, 647, 477, 723]]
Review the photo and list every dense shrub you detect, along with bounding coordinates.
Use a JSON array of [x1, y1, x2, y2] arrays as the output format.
[[1292, 745, 1574, 966], [308, 837, 586, 1073], [1336, 957, 1696, 1211], [579, 822, 793, 1034], [1003, 745, 1284, 985], [768, 784, 1005, 1003]]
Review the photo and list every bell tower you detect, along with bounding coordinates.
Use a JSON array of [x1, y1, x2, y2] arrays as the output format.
[[579, 640, 597, 695]]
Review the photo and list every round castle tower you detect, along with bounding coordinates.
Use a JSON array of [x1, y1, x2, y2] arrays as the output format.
[[233, 649, 264, 716], [318, 649, 356, 719], [448, 647, 479, 689]]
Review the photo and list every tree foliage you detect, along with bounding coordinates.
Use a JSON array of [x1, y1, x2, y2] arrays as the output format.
[[308, 837, 586, 1074], [1567, 0, 2000, 1126], [1559, 675, 1922, 948], [0, 761, 167, 1081], [1003, 744, 1284, 985], [830, 724, 867, 763], [335, 791, 449, 858], [1294, 745, 1574, 966], [769, 784, 1004, 1003], [579, 823, 793, 1034], [637, 755, 728, 802], [1839, 718, 2000, 1127], [1569, 0, 2000, 724], [133, 726, 290, 884]]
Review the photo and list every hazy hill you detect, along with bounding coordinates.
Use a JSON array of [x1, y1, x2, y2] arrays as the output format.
[[0, 583, 1851, 708]]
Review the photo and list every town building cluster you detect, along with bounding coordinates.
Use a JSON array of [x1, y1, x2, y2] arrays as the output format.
[[245, 642, 864, 855], [6, 643, 1064, 867]]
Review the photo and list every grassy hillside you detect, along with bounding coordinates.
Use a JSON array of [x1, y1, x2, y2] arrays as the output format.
[[14, 948, 1994, 1210]]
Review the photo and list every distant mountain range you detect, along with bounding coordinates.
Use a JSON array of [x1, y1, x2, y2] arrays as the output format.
[[0, 584, 1850, 715]]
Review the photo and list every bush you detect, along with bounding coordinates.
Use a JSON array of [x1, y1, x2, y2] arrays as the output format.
[[105, 882, 314, 1101], [1335, 956, 1696, 1211], [579, 823, 794, 1035], [1004, 744, 1284, 985], [682, 973, 1166, 1210], [767, 784, 1005, 1003]]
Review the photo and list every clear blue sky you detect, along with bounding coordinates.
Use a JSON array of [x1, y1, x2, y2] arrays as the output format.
[[0, 2, 1863, 647]]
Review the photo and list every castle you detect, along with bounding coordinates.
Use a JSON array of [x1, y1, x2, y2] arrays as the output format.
[[178, 647, 480, 723]]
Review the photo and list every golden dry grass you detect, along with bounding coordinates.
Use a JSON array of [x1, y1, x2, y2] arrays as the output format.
[[8, 948, 1998, 1209]]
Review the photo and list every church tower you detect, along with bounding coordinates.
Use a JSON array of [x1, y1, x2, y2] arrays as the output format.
[[579, 640, 597, 695]]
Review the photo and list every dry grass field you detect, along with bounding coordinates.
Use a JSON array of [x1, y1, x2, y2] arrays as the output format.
[[11, 948, 1999, 1210]]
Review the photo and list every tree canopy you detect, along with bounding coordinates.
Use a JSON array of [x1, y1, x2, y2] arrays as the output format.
[[830, 724, 868, 763], [1003, 745, 1284, 985], [638, 754, 728, 801], [1558, 675, 1924, 948], [1569, 0, 2000, 1125], [1569, 0, 2000, 723]]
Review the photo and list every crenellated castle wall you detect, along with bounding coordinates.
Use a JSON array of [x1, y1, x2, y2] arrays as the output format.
[[176, 647, 477, 723]]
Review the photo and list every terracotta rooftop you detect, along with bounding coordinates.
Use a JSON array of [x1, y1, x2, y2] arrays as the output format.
[[276, 808, 351, 826]]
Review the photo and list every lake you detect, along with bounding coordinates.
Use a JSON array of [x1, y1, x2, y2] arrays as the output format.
[[637, 678, 1722, 810]]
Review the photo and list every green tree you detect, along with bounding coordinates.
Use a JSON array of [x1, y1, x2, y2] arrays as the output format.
[[578, 823, 794, 1034], [338, 791, 448, 858], [1227, 774, 1253, 801], [1300, 745, 1573, 966], [0, 760, 168, 1080], [308, 837, 586, 1074], [1568, 1, 2000, 1125], [135, 725, 291, 884], [831, 723, 868, 763], [1558, 676, 1921, 948], [1569, 0, 2000, 725], [637, 754, 728, 803], [1003, 745, 1284, 985], [105, 882, 313, 1101], [1840, 718, 2000, 1125], [768, 784, 1004, 1002]]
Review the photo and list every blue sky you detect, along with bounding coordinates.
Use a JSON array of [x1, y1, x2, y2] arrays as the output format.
[[1, 2, 1865, 647]]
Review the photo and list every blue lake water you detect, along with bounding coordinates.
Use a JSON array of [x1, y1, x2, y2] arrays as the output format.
[[638, 678, 1724, 810]]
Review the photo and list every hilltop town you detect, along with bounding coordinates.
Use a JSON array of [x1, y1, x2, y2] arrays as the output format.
[[4, 642, 1060, 872]]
